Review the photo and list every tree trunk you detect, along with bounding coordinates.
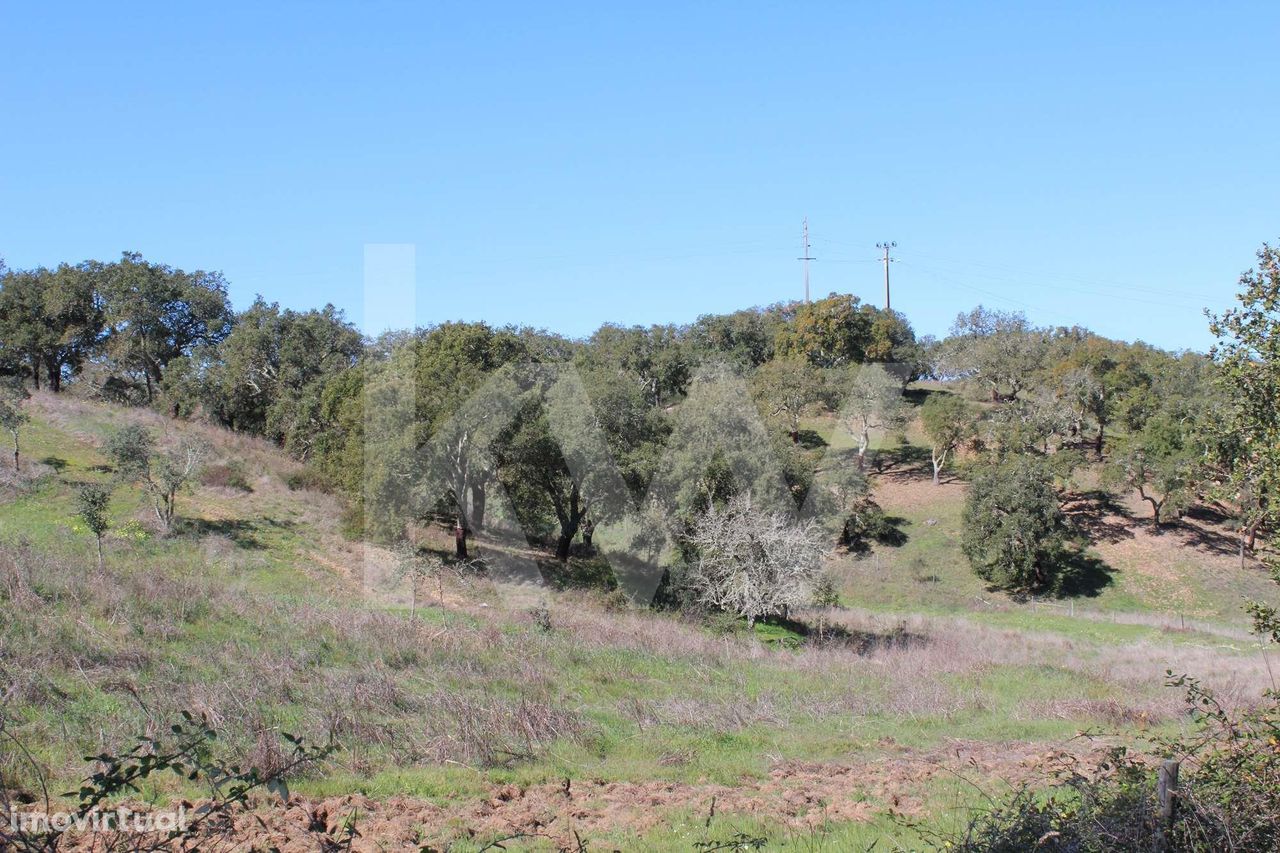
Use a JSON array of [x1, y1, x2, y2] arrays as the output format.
[[454, 521, 468, 559], [29, 353, 40, 391], [554, 484, 584, 563], [1094, 425, 1105, 458], [44, 355, 62, 393], [1143, 494, 1163, 530], [96, 535, 104, 571], [931, 453, 942, 486], [158, 490, 176, 532], [470, 481, 487, 530]]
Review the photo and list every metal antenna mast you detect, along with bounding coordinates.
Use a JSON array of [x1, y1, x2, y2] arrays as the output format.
[[798, 218, 816, 303], [876, 241, 897, 311]]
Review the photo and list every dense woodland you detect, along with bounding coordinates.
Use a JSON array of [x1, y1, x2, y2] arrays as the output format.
[[0, 249, 1275, 604]]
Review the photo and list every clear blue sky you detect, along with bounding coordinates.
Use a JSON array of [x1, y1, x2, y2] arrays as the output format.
[[3, 2, 1277, 351]]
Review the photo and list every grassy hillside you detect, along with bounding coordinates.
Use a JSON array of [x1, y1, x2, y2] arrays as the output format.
[[0, 393, 1275, 850]]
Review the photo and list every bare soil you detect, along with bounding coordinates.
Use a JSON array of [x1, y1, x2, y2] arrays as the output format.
[[59, 740, 1111, 850]]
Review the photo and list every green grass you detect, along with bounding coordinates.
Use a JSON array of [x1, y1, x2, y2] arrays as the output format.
[[1, 395, 1272, 848]]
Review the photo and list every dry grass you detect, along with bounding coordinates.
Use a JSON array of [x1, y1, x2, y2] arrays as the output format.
[[4, 394, 1279, 847]]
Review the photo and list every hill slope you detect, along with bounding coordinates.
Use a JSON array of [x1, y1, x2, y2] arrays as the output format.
[[0, 394, 1274, 849]]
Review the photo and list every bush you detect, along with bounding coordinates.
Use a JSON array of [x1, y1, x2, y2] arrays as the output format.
[[284, 466, 332, 493], [201, 461, 253, 491], [0, 709, 331, 852], [810, 572, 841, 608], [75, 483, 112, 569], [920, 675, 1280, 852], [840, 496, 903, 554]]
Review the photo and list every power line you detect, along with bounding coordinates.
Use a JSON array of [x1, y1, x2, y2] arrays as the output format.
[[903, 248, 1222, 303], [902, 258, 1213, 312]]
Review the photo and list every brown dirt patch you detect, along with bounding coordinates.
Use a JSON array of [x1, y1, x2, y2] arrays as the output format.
[[56, 740, 1112, 850], [871, 476, 965, 516]]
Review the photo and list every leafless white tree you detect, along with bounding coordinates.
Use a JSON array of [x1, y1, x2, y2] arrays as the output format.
[[685, 493, 825, 626]]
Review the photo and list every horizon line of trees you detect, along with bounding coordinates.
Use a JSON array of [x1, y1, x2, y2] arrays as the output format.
[[3, 246, 1276, 621]]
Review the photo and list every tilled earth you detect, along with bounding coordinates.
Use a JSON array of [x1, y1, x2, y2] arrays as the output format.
[[53, 739, 1114, 851]]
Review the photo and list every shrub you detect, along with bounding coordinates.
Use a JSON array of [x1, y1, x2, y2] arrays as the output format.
[[75, 483, 112, 570], [0, 709, 331, 852], [920, 675, 1280, 851], [684, 493, 825, 627], [810, 571, 841, 608], [201, 461, 253, 492], [840, 496, 902, 554], [529, 603, 553, 633], [284, 466, 332, 493]]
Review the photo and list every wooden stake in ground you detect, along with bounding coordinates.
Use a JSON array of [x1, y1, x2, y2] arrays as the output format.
[[1154, 759, 1179, 853]]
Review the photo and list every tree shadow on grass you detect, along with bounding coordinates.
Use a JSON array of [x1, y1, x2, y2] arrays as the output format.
[[537, 553, 617, 592], [875, 443, 935, 482], [1050, 551, 1116, 598], [796, 428, 828, 450], [762, 613, 930, 655], [843, 514, 910, 556], [1174, 505, 1245, 558], [39, 456, 68, 473], [180, 517, 296, 550], [877, 516, 910, 547], [1062, 490, 1135, 545], [902, 387, 934, 408], [987, 551, 1116, 601]]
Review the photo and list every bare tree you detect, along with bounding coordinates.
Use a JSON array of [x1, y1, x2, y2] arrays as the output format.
[[106, 426, 206, 532], [393, 546, 455, 617], [684, 493, 825, 627]]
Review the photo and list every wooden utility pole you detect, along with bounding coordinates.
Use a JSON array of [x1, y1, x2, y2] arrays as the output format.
[[798, 218, 816, 303], [877, 241, 896, 311]]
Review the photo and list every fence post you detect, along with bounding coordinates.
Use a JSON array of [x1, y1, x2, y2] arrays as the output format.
[[1154, 759, 1179, 852]]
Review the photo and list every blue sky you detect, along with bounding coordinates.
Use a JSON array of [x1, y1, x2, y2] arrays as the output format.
[[2, 2, 1277, 351]]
